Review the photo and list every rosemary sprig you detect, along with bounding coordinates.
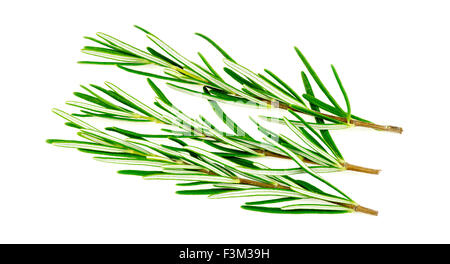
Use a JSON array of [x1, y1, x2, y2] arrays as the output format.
[[66, 79, 379, 174], [78, 26, 402, 134], [47, 109, 377, 216]]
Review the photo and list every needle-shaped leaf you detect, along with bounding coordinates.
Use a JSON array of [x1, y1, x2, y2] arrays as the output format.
[[302, 94, 347, 117], [80, 129, 151, 155], [258, 116, 350, 130], [146, 46, 183, 68], [209, 189, 306, 199], [281, 203, 352, 212], [143, 173, 237, 183], [176, 188, 233, 195], [224, 59, 302, 107], [66, 101, 139, 118], [331, 64, 351, 122], [52, 108, 99, 131], [117, 65, 198, 84], [96, 32, 170, 67], [94, 157, 171, 166], [241, 205, 352, 214], [294, 47, 344, 112], [147, 78, 172, 105], [194, 33, 235, 62], [204, 89, 253, 139], [283, 117, 339, 165], [263, 136, 352, 202], [103, 82, 164, 120], [245, 197, 301, 206], [302, 72, 344, 160], [197, 52, 223, 80], [264, 69, 305, 104], [166, 83, 266, 107], [47, 139, 126, 153]]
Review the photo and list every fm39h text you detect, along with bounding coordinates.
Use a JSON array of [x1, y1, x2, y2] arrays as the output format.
[[223, 248, 270, 259]]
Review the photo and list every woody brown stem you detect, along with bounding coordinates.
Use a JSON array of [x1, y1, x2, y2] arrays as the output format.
[[267, 99, 403, 134], [339, 204, 379, 216], [343, 162, 381, 175], [257, 150, 380, 175], [321, 113, 403, 134], [237, 177, 378, 216]]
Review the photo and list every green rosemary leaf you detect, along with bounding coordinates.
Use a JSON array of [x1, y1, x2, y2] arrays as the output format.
[[146, 32, 245, 96], [283, 117, 339, 164], [73, 92, 116, 110], [52, 108, 99, 131], [288, 104, 345, 124], [64, 122, 83, 129], [184, 146, 247, 169], [94, 157, 171, 166], [250, 117, 280, 141], [241, 85, 273, 101], [277, 135, 336, 166], [176, 181, 211, 186], [105, 127, 145, 139], [178, 152, 233, 177], [281, 204, 352, 212], [117, 65, 198, 85], [197, 52, 223, 80], [223, 67, 261, 91], [80, 85, 129, 111], [117, 170, 162, 176], [146, 46, 183, 68], [264, 136, 352, 203], [162, 164, 202, 170], [294, 47, 344, 112], [263, 69, 305, 104], [290, 110, 344, 161], [257, 73, 299, 103], [143, 173, 238, 183], [241, 205, 351, 214], [66, 101, 138, 118], [302, 94, 346, 117], [236, 166, 340, 176], [80, 129, 151, 155], [245, 197, 301, 206], [258, 116, 349, 130], [288, 178, 328, 195], [78, 61, 147, 66], [81, 46, 148, 63], [96, 32, 170, 67], [223, 59, 302, 107], [176, 188, 232, 195], [103, 82, 164, 120], [84, 36, 118, 51], [166, 83, 265, 107], [331, 64, 351, 121], [168, 137, 188, 147], [213, 183, 260, 189], [77, 131, 115, 146], [209, 189, 306, 199], [133, 25, 151, 34], [201, 121, 260, 155], [89, 84, 154, 118], [147, 78, 172, 105], [202, 141, 253, 157], [127, 138, 181, 158], [204, 89, 253, 139], [76, 148, 143, 159], [47, 139, 126, 153], [194, 33, 235, 62], [301, 72, 344, 160]]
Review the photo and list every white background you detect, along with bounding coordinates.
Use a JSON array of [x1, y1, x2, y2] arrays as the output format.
[[1, 0, 449, 243]]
